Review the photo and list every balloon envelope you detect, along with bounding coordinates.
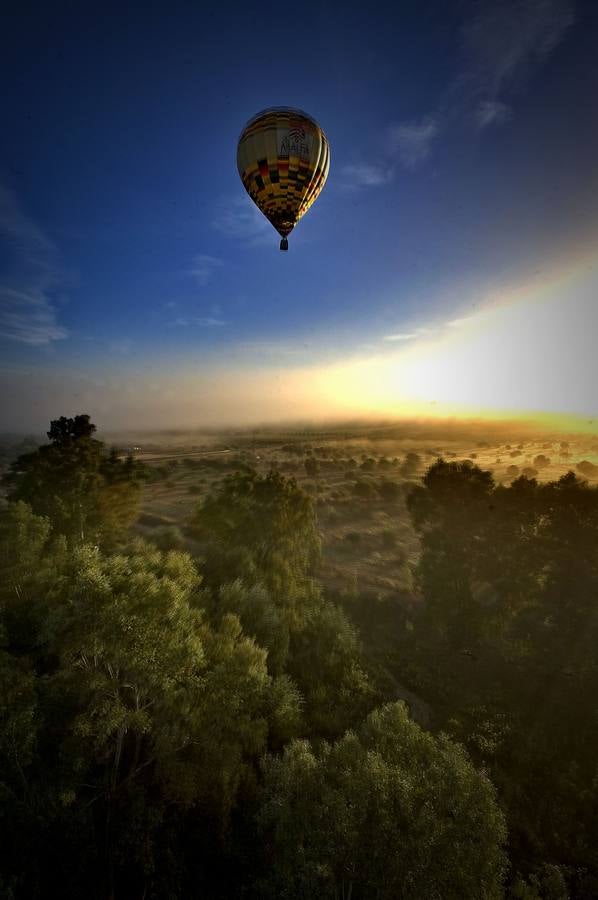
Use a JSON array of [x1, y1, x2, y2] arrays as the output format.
[[237, 107, 330, 249]]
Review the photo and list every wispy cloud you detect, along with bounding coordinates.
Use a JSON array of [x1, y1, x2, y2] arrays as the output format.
[[213, 196, 272, 244], [475, 99, 511, 128], [446, 313, 489, 329], [346, 0, 574, 186], [383, 332, 418, 342], [461, 0, 574, 108], [0, 185, 69, 345], [172, 316, 225, 327], [190, 253, 224, 287], [340, 163, 394, 189], [387, 119, 439, 169]]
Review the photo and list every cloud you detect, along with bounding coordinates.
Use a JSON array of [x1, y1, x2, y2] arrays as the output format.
[[447, 316, 472, 328], [340, 163, 394, 188], [475, 99, 511, 128], [0, 287, 69, 345], [350, 0, 574, 186], [461, 0, 575, 106], [446, 313, 487, 329], [383, 332, 417, 342], [456, 0, 575, 133], [190, 254, 224, 287], [0, 185, 68, 345], [212, 196, 271, 243], [342, 119, 438, 188], [172, 316, 225, 327], [387, 119, 439, 168]]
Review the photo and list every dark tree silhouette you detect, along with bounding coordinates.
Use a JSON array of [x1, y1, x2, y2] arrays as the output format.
[[2, 414, 141, 545]]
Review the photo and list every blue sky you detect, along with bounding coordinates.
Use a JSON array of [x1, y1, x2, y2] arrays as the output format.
[[1, 0, 597, 431]]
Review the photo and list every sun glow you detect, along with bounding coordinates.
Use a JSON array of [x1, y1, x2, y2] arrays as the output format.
[[310, 258, 597, 424], [3, 257, 595, 433]]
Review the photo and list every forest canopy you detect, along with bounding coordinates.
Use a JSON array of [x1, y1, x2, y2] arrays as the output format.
[[1, 418, 597, 897]]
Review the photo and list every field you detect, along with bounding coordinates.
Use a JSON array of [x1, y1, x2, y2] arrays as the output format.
[[115, 420, 598, 602]]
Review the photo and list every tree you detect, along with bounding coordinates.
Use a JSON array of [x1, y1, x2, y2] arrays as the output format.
[[352, 479, 375, 499], [2, 415, 141, 546], [401, 451, 421, 476], [193, 470, 320, 600], [216, 579, 291, 676], [257, 702, 507, 899], [48, 414, 96, 443], [0, 500, 68, 653], [304, 456, 320, 478], [287, 595, 373, 738], [0, 523, 301, 897], [378, 478, 400, 502], [404, 461, 598, 891], [406, 459, 496, 646]]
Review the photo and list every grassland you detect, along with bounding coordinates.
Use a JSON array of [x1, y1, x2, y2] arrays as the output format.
[[120, 420, 598, 603]]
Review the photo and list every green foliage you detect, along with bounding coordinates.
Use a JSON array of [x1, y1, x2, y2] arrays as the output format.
[[193, 469, 321, 599], [257, 702, 507, 899], [352, 478, 375, 499], [147, 524, 186, 551], [381, 527, 397, 548], [304, 456, 320, 477], [0, 513, 299, 896], [6, 430, 598, 896], [378, 478, 401, 501], [217, 579, 290, 675], [404, 459, 598, 889], [287, 595, 373, 739], [2, 415, 141, 546], [0, 501, 68, 652]]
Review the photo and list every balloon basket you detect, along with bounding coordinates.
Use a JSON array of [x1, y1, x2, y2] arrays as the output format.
[[280, 238, 288, 251]]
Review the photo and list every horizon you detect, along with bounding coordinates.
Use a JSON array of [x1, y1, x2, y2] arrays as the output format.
[[3, 411, 597, 445], [2, 0, 597, 432]]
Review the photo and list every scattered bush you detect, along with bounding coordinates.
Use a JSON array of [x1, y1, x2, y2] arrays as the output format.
[[147, 524, 186, 551], [304, 457, 320, 477], [378, 479, 401, 502], [577, 460, 598, 477], [353, 480, 376, 499], [401, 452, 421, 475], [381, 528, 397, 548]]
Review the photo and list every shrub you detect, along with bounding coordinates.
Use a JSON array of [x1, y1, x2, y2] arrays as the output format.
[[148, 525, 186, 551], [381, 528, 397, 548], [353, 480, 375, 499], [378, 479, 401, 502]]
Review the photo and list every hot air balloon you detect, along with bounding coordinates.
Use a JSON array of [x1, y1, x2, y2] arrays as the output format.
[[237, 107, 330, 251]]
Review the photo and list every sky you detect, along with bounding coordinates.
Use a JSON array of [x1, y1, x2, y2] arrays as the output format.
[[1, 0, 597, 433]]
